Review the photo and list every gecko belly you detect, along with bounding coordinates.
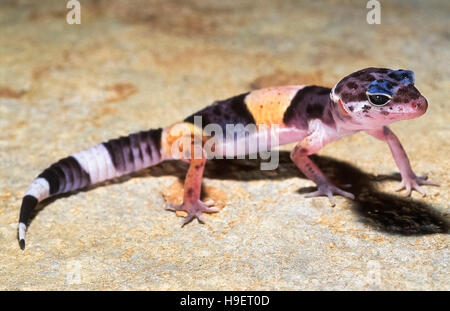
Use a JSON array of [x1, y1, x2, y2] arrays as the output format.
[[211, 126, 307, 158]]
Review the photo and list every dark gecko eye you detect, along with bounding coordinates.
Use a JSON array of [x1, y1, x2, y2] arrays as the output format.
[[367, 93, 391, 106]]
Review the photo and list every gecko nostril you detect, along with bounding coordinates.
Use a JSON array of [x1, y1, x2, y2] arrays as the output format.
[[412, 97, 428, 113]]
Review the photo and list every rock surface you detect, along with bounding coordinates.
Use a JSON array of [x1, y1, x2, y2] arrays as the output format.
[[0, 0, 448, 290]]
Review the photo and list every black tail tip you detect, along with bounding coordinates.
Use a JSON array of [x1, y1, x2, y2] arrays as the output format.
[[19, 239, 25, 250]]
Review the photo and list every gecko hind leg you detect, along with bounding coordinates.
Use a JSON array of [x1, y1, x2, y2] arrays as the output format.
[[165, 154, 219, 226]]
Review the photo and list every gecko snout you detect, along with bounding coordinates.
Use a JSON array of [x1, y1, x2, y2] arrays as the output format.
[[411, 96, 428, 115]]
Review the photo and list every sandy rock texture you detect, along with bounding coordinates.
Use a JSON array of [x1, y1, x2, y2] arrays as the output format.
[[0, 0, 448, 290]]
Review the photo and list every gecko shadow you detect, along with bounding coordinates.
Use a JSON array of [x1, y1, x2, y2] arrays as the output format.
[[32, 151, 448, 236]]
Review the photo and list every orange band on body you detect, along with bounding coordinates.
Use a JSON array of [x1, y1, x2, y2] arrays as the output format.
[[245, 86, 305, 126], [161, 122, 206, 158]]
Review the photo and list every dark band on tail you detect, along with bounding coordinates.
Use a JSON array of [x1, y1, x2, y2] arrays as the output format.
[[19, 127, 163, 250], [38, 156, 91, 195], [19, 195, 38, 226], [18, 195, 38, 249], [103, 128, 162, 174]]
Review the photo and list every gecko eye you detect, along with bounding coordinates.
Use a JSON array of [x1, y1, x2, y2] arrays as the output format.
[[367, 93, 391, 106]]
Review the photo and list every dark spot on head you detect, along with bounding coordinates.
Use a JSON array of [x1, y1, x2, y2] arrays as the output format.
[[353, 70, 367, 77], [340, 92, 351, 102], [393, 85, 421, 103], [362, 105, 371, 113], [357, 92, 367, 101], [348, 105, 354, 112], [381, 111, 389, 116], [388, 72, 397, 80], [364, 75, 376, 82], [347, 81, 358, 89]]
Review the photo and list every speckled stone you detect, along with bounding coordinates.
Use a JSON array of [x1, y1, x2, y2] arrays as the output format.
[[0, 0, 448, 290]]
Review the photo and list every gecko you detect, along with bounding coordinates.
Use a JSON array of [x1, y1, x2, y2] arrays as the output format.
[[18, 67, 439, 249]]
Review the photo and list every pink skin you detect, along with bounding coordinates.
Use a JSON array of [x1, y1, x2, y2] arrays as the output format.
[[365, 127, 439, 196], [168, 68, 439, 218], [291, 71, 438, 205], [327, 81, 439, 201], [290, 142, 355, 207], [166, 147, 219, 225], [289, 118, 355, 206]]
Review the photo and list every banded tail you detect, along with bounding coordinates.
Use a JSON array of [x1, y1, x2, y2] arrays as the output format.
[[18, 128, 164, 250]]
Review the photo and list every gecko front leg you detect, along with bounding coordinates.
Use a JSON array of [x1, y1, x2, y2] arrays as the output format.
[[290, 126, 355, 206], [365, 126, 439, 196]]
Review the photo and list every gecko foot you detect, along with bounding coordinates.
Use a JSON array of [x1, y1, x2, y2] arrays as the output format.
[[395, 173, 440, 197], [166, 199, 219, 226], [304, 183, 355, 207]]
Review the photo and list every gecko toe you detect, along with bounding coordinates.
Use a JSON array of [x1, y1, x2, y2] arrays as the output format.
[[395, 181, 405, 192], [304, 191, 321, 199], [196, 212, 206, 224], [326, 192, 336, 207], [203, 200, 215, 206], [165, 203, 180, 211], [304, 184, 353, 207], [170, 199, 219, 226], [334, 188, 355, 200], [418, 179, 440, 187], [396, 173, 439, 196], [413, 183, 426, 197], [181, 213, 196, 227], [203, 206, 220, 213]]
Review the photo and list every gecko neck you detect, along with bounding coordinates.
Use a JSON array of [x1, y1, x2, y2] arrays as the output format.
[[328, 96, 361, 134]]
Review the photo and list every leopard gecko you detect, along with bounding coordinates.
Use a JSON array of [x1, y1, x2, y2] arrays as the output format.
[[18, 67, 439, 249]]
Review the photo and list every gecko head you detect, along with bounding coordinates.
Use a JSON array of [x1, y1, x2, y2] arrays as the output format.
[[330, 67, 428, 129]]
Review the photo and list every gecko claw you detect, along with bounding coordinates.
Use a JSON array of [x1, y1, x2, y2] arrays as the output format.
[[166, 199, 219, 226], [181, 213, 197, 227], [304, 183, 355, 207]]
